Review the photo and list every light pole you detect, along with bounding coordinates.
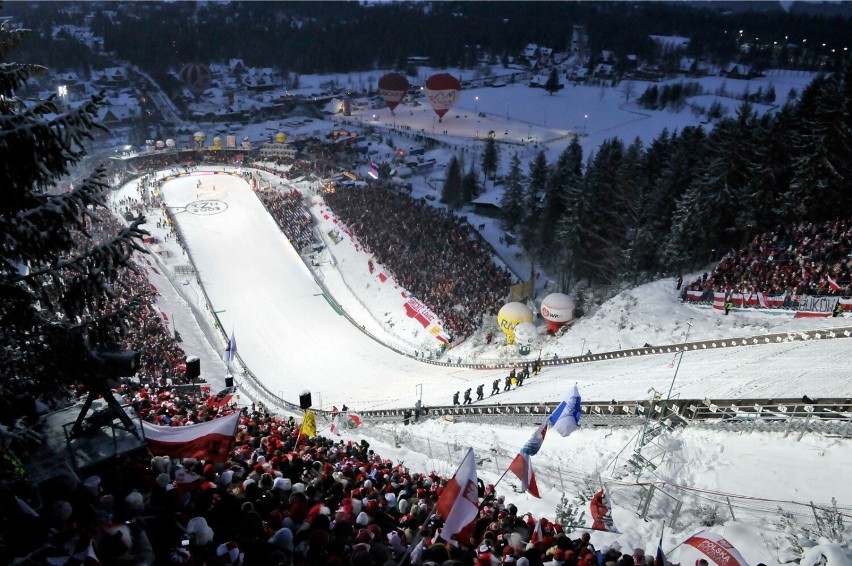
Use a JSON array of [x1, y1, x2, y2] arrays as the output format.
[[584, 114, 588, 134], [415, 383, 422, 405], [475, 96, 479, 114], [661, 317, 694, 418]]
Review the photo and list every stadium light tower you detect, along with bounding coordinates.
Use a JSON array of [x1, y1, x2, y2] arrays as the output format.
[[58, 84, 68, 108]]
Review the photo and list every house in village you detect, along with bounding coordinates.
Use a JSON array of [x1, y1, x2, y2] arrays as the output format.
[[55, 72, 87, 96], [244, 68, 279, 93], [470, 189, 504, 220], [567, 67, 588, 83], [94, 67, 131, 89], [229, 59, 248, 77], [521, 43, 555, 69], [97, 102, 139, 127], [723, 62, 754, 79], [593, 63, 615, 80]]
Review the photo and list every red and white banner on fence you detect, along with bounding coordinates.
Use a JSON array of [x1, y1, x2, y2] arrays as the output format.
[[403, 298, 450, 344], [794, 295, 841, 318], [689, 291, 849, 317]]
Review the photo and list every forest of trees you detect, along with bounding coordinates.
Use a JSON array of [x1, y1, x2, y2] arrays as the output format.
[[490, 65, 851, 288], [5, 1, 850, 79]]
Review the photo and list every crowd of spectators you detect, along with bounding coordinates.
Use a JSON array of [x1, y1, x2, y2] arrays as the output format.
[[201, 152, 248, 167], [324, 184, 512, 341], [9, 389, 646, 566], [247, 156, 336, 182], [257, 189, 320, 253], [685, 218, 852, 299], [95, 205, 195, 388]]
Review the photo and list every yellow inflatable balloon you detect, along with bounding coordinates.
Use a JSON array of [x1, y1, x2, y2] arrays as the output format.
[[497, 302, 533, 345], [213, 136, 222, 149], [275, 132, 287, 144]]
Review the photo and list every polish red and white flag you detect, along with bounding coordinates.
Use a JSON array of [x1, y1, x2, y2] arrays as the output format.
[[827, 274, 842, 292], [142, 412, 240, 463], [436, 447, 479, 546]]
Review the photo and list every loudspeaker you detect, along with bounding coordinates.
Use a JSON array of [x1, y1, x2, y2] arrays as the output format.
[[299, 391, 312, 410], [186, 356, 200, 380], [225, 376, 234, 388]]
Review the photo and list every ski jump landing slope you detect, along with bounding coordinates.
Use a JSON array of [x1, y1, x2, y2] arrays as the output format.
[[160, 173, 851, 412]]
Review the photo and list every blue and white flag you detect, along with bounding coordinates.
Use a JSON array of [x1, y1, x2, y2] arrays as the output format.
[[519, 420, 547, 456], [222, 331, 237, 362], [548, 384, 581, 436]]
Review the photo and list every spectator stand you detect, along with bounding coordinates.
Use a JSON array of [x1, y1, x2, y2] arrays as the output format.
[[681, 218, 852, 314]]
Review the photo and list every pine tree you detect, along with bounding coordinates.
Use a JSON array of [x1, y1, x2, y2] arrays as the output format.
[[617, 138, 647, 280], [440, 156, 464, 210], [637, 84, 659, 110], [783, 68, 852, 221], [633, 126, 709, 274], [554, 143, 587, 292], [0, 20, 146, 404], [544, 68, 561, 95], [500, 153, 526, 231], [521, 151, 548, 250], [540, 136, 582, 258], [752, 107, 795, 228], [576, 139, 626, 283], [462, 164, 480, 203], [481, 135, 499, 186]]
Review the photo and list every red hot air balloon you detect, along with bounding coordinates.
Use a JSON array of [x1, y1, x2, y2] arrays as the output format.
[[179, 63, 212, 99], [378, 73, 409, 114], [424, 73, 461, 122]]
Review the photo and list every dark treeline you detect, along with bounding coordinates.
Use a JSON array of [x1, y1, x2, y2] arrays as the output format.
[[499, 65, 851, 287], [5, 2, 850, 77]]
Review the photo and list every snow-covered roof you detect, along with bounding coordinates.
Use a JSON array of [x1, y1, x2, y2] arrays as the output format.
[[470, 188, 503, 207], [56, 72, 81, 84], [724, 62, 752, 76], [523, 43, 539, 58], [97, 104, 137, 123], [99, 67, 128, 81]]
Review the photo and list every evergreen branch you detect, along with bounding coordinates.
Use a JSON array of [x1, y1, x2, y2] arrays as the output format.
[[0, 22, 30, 57], [0, 62, 46, 97], [0, 92, 107, 199]]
